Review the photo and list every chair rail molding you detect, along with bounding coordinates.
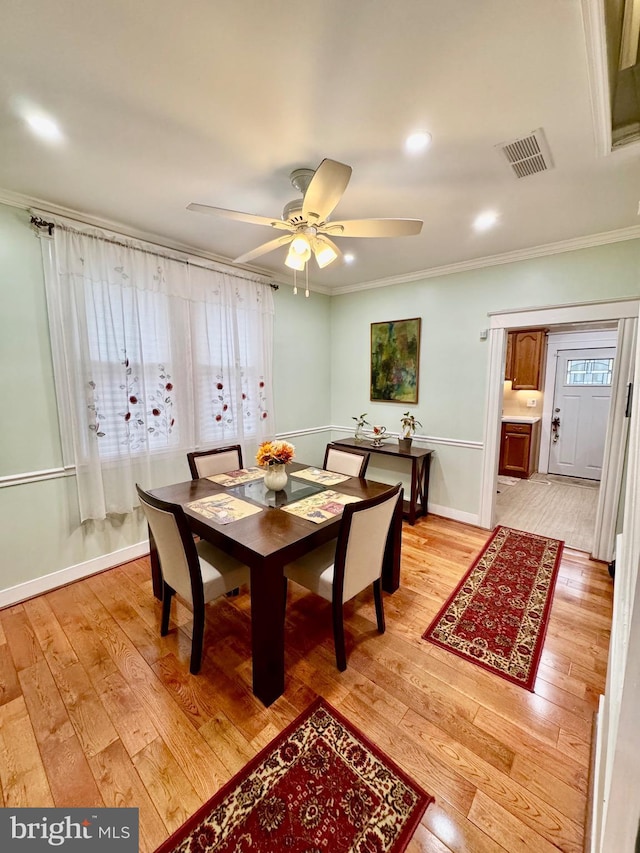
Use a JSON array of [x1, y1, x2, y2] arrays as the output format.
[[0, 466, 75, 488], [331, 426, 483, 451]]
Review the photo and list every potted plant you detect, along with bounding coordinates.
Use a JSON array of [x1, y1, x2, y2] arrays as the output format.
[[399, 411, 422, 451], [352, 412, 370, 443]]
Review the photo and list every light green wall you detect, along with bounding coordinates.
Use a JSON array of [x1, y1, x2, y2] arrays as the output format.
[[272, 283, 332, 465], [1, 197, 639, 593], [329, 242, 640, 515], [0, 206, 62, 474]]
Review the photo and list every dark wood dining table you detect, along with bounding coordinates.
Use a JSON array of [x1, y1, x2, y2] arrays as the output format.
[[148, 461, 403, 707]]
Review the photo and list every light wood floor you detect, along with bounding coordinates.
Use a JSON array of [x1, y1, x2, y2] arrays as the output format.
[[0, 515, 612, 852], [496, 474, 600, 553]]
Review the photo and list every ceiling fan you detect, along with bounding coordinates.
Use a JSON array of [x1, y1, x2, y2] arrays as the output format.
[[187, 158, 423, 272]]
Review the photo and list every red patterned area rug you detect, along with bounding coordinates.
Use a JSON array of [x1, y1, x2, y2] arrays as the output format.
[[154, 697, 433, 853], [422, 525, 563, 691]]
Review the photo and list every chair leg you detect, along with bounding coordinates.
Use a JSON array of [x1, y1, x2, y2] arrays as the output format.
[[161, 583, 174, 636], [332, 600, 347, 672], [373, 579, 385, 634], [190, 604, 205, 674]]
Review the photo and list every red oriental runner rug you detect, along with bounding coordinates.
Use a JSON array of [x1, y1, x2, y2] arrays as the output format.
[[422, 525, 563, 691], [154, 697, 433, 853]]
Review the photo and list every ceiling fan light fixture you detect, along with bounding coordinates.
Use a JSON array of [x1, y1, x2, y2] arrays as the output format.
[[188, 157, 423, 275], [313, 240, 338, 269], [285, 247, 306, 270], [290, 235, 311, 258]]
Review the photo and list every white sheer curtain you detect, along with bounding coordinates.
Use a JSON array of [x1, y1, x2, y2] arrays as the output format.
[[37, 213, 274, 521]]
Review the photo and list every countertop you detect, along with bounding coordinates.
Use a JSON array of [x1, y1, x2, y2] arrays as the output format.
[[501, 415, 541, 424]]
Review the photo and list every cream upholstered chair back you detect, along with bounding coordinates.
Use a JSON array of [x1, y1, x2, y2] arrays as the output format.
[[339, 485, 401, 602], [324, 444, 370, 478], [187, 445, 243, 479], [136, 483, 250, 674], [283, 482, 402, 671], [137, 490, 195, 604]]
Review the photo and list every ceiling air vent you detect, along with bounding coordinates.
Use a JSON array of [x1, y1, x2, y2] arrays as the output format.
[[496, 128, 554, 178]]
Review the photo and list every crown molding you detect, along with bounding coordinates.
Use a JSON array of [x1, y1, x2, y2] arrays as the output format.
[[0, 187, 334, 298], [331, 224, 640, 295], [1, 186, 279, 280], [3, 186, 640, 299]]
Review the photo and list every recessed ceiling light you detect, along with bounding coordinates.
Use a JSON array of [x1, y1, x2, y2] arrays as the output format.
[[343, 253, 355, 264], [25, 111, 63, 143], [405, 131, 432, 154], [473, 210, 499, 231]]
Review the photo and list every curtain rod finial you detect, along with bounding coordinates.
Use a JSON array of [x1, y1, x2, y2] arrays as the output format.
[[30, 215, 54, 236]]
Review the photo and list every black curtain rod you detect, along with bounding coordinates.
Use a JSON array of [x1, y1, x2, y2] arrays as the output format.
[[29, 215, 279, 290], [31, 215, 54, 235]]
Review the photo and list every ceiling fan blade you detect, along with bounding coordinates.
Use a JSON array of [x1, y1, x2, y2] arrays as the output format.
[[302, 159, 352, 223], [323, 218, 423, 238], [234, 234, 293, 264], [187, 203, 291, 231]]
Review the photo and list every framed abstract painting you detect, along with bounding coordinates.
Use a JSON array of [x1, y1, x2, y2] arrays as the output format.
[[370, 317, 421, 403]]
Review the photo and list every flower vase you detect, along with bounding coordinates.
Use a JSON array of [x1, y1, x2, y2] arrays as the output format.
[[263, 463, 288, 491], [354, 424, 364, 443]]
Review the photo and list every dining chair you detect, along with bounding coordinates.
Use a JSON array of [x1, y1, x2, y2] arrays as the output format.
[[187, 445, 243, 479], [323, 443, 370, 478], [284, 482, 402, 671], [136, 484, 250, 674]]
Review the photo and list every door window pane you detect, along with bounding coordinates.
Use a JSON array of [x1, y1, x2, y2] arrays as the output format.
[[566, 358, 614, 386]]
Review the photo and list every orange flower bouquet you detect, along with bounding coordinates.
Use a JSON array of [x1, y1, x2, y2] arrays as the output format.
[[255, 440, 295, 467]]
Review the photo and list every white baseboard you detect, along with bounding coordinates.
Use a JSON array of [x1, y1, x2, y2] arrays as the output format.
[[0, 502, 481, 608], [0, 541, 149, 609], [428, 502, 481, 527]]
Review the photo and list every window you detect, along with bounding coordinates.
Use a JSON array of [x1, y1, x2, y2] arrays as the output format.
[[85, 287, 179, 459], [40, 218, 274, 520], [566, 358, 614, 386]]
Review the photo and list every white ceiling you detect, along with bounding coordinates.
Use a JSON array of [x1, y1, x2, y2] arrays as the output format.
[[1, 0, 639, 292]]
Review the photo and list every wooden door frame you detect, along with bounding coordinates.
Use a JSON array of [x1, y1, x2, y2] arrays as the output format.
[[479, 298, 639, 563]]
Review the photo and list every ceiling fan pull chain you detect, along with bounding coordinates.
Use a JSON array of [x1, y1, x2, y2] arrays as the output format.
[[305, 264, 309, 298], [293, 268, 297, 295]]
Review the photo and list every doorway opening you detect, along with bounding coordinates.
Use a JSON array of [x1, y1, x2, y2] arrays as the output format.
[[480, 299, 639, 563], [496, 326, 618, 553]]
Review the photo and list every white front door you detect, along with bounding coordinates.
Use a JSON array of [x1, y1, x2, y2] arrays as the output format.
[[548, 348, 616, 480]]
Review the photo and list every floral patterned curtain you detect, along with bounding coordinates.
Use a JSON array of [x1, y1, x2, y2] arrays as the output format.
[[38, 214, 274, 521]]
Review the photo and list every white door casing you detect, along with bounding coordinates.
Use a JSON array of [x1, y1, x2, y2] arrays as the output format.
[[548, 347, 615, 480], [480, 298, 638, 565]]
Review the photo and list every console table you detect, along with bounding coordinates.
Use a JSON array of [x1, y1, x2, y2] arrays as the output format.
[[334, 438, 433, 525]]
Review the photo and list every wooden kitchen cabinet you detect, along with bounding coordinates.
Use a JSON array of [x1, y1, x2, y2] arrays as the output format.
[[505, 329, 546, 389], [504, 333, 514, 380], [499, 420, 541, 478]]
